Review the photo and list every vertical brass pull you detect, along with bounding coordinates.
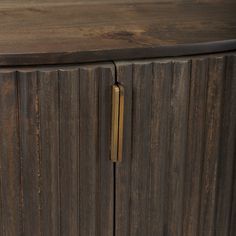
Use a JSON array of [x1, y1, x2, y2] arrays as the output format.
[[111, 84, 124, 162]]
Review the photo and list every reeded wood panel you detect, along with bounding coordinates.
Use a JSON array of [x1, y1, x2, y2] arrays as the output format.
[[115, 53, 236, 236], [0, 63, 115, 236], [0, 71, 21, 236]]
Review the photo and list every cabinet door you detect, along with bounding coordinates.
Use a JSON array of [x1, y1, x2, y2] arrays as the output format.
[[0, 63, 115, 236], [115, 53, 236, 236]]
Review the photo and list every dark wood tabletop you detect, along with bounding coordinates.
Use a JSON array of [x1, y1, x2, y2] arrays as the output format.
[[0, 1, 235, 66]]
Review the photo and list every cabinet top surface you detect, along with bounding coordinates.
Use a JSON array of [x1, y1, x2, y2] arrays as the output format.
[[0, 1, 236, 66]]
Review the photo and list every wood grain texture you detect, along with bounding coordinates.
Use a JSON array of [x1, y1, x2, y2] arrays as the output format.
[[115, 62, 133, 236], [0, 53, 235, 235], [0, 0, 234, 5], [199, 56, 226, 236], [79, 64, 114, 236], [0, 71, 22, 236], [129, 61, 153, 236], [217, 55, 236, 236], [168, 60, 191, 236], [18, 70, 41, 236], [115, 52, 236, 236], [115, 60, 191, 236], [182, 58, 208, 236], [230, 152, 236, 236], [0, 63, 115, 235], [96, 65, 115, 236], [59, 68, 79, 236], [148, 60, 172, 236], [0, 2, 235, 65], [38, 70, 60, 236]]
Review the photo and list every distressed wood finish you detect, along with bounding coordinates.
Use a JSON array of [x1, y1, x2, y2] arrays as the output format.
[[115, 52, 236, 236], [215, 55, 236, 236], [0, 63, 114, 236], [79, 64, 114, 236], [183, 57, 208, 236], [59, 68, 79, 236], [18, 71, 41, 236], [168, 60, 191, 236], [129, 61, 153, 236], [0, 2, 235, 66], [0, 71, 21, 236], [0, 53, 235, 235], [38, 69, 60, 236]]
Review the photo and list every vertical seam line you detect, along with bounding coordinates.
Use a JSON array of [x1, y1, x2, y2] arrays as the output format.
[[16, 71, 24, 236], [36, 71, 42, 236]]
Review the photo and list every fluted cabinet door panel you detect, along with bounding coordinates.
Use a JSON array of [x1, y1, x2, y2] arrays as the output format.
[[0, 71, 21, 236], [78, 65, 115, 236], [183, 57, 208, 236], [0, 63, 115, 236], [59, 68, 79, 236], [115, 53, 236, 236], [18, 71, 41, 236]]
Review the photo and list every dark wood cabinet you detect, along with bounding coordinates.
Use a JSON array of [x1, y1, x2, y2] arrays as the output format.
[[0, 1, 235, 236], [115, 54, 236, 236], [0, 64, 115, 236]]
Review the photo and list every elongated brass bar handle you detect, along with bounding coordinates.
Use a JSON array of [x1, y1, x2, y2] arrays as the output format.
[[111, 85, 120, 162], [117, 85, 124, 162], [111, 84, 124, 162]]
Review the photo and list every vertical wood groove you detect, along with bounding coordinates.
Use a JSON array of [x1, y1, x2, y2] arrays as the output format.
[[79, 64, 114, 236], [199, 56, 226, 236], [0, 54, 235, 236], [57, 70, 61, 236], [183, 58, 208, 236], [229, 142, 236, 236], [98, 65, 115, 236], [18, 70, 42, 236], [16, 72, 24, 236], [0, 71, 22, 236], [115, 54, 235, 236], [129, 61, 153, 236], [38, 69, 60, 236], [95, 67, 100, 236], [128, 63, 134, 236], [0, 64, 115, 236], [197, 57, 209, 236], [59, 68, 79, 236], [168, 60, 191, 236], [36, 72, 42, 236], [115, 62, 133, 236], [217, 54, 236, 236]]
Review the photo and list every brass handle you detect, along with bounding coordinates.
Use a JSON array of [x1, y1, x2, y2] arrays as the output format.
[[111, 84, 124, 162]]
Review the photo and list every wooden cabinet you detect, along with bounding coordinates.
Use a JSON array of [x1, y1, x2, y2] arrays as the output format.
[[1, 53, 235, 236], [0, 64, 115, 236], [115, 54, 236, 236], [0, 1, 236, 236]]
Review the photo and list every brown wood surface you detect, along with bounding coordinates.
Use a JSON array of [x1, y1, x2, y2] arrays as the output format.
[[215, 55, 236, 236], [148, 60, 172, 236], [59, 68, 79, 236], [0, 63, 114, 236], [0, 71, 21, 236], [115, 62, 133, 236], [183, 57, 208, 236], [0, 0, 234, 5], [0, 2, 235, 66], [0, 53, 235, 235], [115, 52, 236, 236], [230, 59, 236, 236], [129, 61, 153, 236], [198, 56, 225, 236], [79, 64, 114, 236], [18, 71, 41, 236], [38, 69, 60, 236]]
